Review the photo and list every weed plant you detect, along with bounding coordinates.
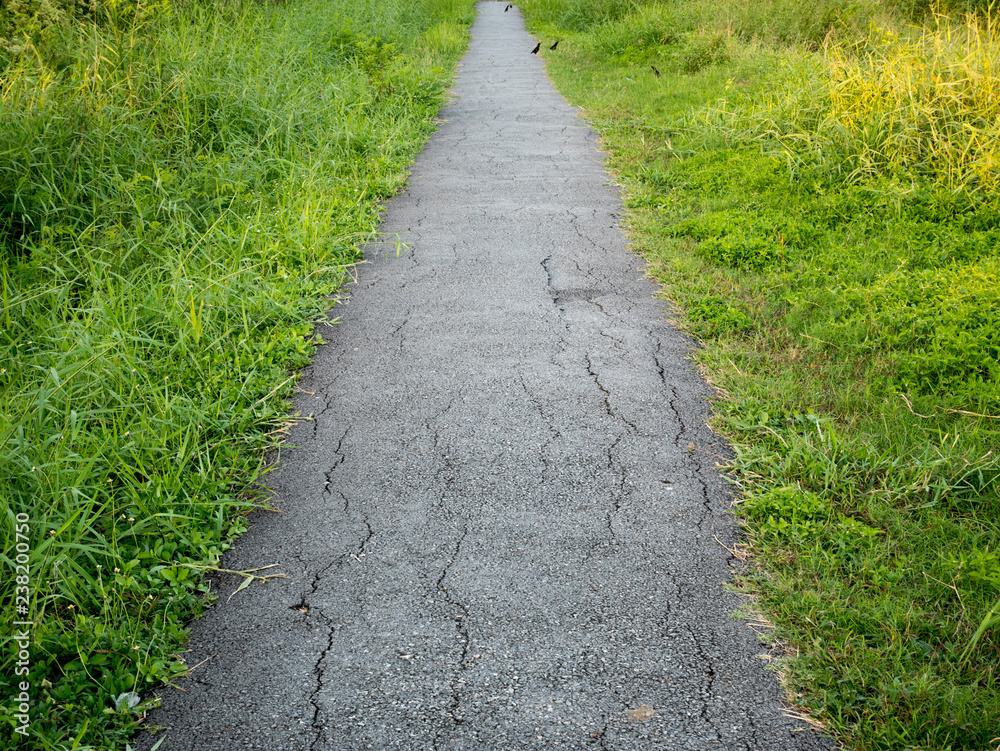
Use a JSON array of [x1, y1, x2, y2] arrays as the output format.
[[521, 0, 1000, 747], [0, 0, 473, 747]]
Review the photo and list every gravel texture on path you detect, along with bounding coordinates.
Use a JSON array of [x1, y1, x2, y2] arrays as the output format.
[[141, 4, 833, 749]]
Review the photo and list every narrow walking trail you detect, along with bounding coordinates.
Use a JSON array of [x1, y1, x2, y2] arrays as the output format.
[[144, 4, 831, 749]]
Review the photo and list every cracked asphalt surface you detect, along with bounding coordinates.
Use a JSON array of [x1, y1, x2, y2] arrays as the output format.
[[141, 4, 834, 749]]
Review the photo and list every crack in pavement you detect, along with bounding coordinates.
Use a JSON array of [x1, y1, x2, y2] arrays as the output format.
[[517, 372, 561, 487], [584, 351, 640, 437], [321, 427, 350, 497], [433, 522, 471, 747], [302, 491, 374, 751]]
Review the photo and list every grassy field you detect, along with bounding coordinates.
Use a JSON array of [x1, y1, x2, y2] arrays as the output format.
[[519, 0, 1000, 748], [0, 0, 473, 747]]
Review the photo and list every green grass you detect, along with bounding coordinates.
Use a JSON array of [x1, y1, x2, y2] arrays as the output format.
[[520, 0, 1000, 748], [0, 0, 473, 747]]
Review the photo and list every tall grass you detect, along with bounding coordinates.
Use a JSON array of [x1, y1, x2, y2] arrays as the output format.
[[830, 16, 1000, 193], [688, 13, 1000, 413], [702, 14, 1000, 195], [0, 0, 473, 747]]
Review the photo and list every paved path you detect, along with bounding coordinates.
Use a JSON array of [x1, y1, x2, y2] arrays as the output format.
[[143, 4, 832, 749]]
